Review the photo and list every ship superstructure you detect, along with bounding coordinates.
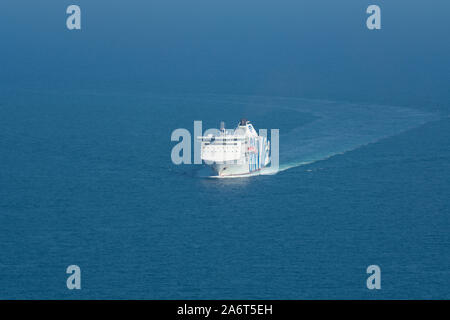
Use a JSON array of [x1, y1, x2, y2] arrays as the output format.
[[198, 119, 270, 177]]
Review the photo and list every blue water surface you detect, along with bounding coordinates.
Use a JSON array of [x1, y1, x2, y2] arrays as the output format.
[[0, 0, 449, 299]]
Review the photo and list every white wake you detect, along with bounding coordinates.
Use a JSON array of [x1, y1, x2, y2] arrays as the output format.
[[190, 95, 438, 178]]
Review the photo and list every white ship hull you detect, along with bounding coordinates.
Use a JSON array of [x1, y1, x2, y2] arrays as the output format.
[[212, 163, 252, 176], [211, 160, 268, 177]]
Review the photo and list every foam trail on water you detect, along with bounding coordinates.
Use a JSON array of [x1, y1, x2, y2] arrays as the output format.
[[276, 99, 437, 172], [189, 95, 439, 178]]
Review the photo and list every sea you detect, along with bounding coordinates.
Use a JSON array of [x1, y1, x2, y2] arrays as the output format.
[[0, 0, 449, 299]]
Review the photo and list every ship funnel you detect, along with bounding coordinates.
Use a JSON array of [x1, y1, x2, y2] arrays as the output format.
[[220, 121, 225, 132]]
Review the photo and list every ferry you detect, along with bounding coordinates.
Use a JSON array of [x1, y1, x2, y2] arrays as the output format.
[[198, 119, 271, 177]]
